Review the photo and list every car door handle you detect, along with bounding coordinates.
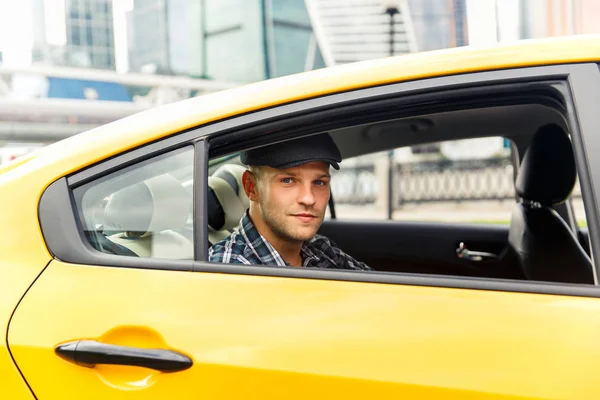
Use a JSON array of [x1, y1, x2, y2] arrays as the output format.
[[55, 340, 192, 372], [456, 242, 498, 262]]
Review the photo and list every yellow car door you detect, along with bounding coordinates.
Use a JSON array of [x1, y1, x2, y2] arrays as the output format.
[[8, 258, 600, 399]]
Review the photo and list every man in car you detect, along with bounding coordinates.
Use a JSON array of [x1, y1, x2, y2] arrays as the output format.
[[209, 133, 372, 270]]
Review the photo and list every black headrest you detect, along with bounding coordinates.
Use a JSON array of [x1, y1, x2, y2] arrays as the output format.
[[207, 165, 249, 231], [515, 124, 576, 206], [207, 185, 225, 230]]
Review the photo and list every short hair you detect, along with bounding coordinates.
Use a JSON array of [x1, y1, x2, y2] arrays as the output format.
[[248, 165, 264, 180]]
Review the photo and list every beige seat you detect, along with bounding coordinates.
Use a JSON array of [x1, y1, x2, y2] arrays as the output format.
[[208, 164, 249, 244], [104, 173, 193, 259]]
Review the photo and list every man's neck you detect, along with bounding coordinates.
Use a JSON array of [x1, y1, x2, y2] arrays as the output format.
[[248, 210, 304, 266]]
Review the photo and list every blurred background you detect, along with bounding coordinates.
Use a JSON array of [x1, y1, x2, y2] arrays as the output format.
[[0, 0, 597, 223]]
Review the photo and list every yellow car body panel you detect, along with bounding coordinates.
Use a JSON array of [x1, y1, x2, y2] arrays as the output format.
[[8, 260, 600, 399], [0, 35, 599, 398], [0, 153, 53, 399]]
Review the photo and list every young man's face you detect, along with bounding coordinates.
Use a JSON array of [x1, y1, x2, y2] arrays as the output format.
[[244, 161, 331, 243]]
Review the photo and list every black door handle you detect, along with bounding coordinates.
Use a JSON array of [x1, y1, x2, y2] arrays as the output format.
[[456, 242, 498, 262], [55, 340, 193, 372]]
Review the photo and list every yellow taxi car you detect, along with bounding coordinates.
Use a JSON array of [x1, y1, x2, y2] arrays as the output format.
[[2, 34, 600, 399]]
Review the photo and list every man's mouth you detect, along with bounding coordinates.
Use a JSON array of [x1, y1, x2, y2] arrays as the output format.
[[293, 213, 317, 223]]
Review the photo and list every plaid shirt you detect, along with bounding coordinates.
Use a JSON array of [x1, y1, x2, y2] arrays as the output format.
[[209, 212, 371, 271]]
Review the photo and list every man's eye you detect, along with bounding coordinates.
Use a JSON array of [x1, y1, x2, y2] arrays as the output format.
[[314, 180, 329, 186]]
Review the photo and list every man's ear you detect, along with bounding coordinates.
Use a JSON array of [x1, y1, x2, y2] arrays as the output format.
[[242, 170, 259, 201]]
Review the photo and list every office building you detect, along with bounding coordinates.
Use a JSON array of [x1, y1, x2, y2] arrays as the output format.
[[408, 0, 468, 51], [64, 0, 116, 69], [127, 0, 326, 82]]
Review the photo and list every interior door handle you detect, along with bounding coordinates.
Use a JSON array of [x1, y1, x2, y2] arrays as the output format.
[[456, 242, 498, 262], [55, 340, 192, 372]]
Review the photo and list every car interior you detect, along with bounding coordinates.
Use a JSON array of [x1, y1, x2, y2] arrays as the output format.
[[77, 148, 197, 260], [206, 102, 595, 285], [78, 98, 595, 286], [103, 173, 194, 259]]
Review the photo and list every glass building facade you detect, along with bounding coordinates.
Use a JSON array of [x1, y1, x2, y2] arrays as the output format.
[[127, 0, 171, 73], [269, 0, 325, 78], [127, 0, 325, 83], [65, 0, 116, 69], [408, 0, 468, 51]]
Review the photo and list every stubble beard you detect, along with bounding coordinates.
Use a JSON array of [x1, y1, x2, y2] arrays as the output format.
[[260, 199, 323, 243]]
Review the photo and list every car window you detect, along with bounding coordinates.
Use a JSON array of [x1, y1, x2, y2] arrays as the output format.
[[197, 77, 597, 287], [330, 136, 516, 224], [73, 146, 195, 260]]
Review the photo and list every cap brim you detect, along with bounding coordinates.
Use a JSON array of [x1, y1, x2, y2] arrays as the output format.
[[275, 158, 340, 170]]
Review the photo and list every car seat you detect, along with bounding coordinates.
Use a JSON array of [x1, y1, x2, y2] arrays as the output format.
[[208, 164, 249, 244], [104, 173, 194, 259], [508, 123, 594, 284]]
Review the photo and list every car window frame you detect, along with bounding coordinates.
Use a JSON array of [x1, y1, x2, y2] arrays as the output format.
[[38, 63, 600, 297]]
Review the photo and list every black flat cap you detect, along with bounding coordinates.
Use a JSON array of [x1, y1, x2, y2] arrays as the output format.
[[241, 133, 342, 170]]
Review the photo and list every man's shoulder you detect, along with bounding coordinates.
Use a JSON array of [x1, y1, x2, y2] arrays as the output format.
[[308, 233, 372, 271], [309, 233, 337, 248], [306, 233, 343, 257], [210, 231, 246, 249], [209, 231, 251, 263]]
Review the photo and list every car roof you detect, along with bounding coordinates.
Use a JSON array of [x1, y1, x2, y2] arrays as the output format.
[[3, 34, 600, 183]]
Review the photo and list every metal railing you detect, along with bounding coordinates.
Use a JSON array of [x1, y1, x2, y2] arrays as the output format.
[[330, 165, 377, 204], [332, 157, 583, 207], [396, 157, 514, 204]]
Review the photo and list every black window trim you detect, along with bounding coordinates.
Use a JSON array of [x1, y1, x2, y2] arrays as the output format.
[[38, 62, 600, 298], [194, 140, 209, 261], [207, 81, 567, 159]]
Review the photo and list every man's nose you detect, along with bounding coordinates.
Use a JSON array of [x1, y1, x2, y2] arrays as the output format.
[[297, 182, 316, 206]]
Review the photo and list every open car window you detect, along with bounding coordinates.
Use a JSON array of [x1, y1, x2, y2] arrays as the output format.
[[207, 99, 595, 285], [330, 136, 517, 224]]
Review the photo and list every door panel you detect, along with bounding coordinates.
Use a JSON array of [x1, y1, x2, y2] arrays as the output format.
[[8, 260, 600, 399], [319, 220, 523, 279]]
